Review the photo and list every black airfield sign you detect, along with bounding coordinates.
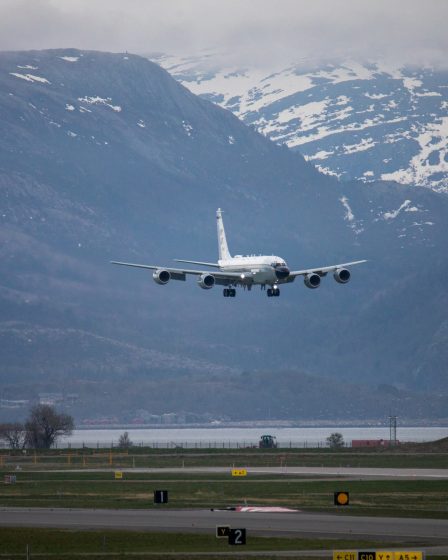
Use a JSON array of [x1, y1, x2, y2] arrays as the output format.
[[229, 528, 246, 545], [216, 526, 230, 538], [154, 490, 168, 504]]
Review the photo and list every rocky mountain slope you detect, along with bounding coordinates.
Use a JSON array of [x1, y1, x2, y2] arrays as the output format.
[[154, 54, 448, 193], [0, 49, 447, 420]]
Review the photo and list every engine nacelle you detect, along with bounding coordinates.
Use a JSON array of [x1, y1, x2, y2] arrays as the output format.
[[153, 269, 171, 285], [334, 268, 351, 284], [197, 273, 215, 289], [304, 273, 321, 289]]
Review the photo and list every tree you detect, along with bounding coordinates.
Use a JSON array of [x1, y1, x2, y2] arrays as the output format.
[[0, 423, 26, 449], [326, 432, 345, 449], [118, 431, 133, 448], [25, 404, 74, 449]]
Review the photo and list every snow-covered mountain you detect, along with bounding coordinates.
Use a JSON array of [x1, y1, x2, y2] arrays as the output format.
[[153, 54, 448, 193], [1, 49, 448, 420]]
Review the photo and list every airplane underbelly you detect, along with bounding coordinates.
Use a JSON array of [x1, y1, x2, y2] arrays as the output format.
[[251, 268, 276, 284]]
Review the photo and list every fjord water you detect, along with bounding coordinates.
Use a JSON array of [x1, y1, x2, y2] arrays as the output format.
[[62, 426, 448, 448]]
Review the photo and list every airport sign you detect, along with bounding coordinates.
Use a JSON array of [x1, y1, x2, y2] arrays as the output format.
[[228, 528, 246, 545], [334, 491, 349, 505], [154, 490, 169, 504], [334, 553, 423, 560], [216, 525, 230, 538]]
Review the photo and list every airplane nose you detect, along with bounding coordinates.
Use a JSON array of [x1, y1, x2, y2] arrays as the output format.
[[275, 266, 290, 280]]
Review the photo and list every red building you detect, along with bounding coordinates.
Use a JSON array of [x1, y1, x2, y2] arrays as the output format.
[[352, 439, 398, 448]]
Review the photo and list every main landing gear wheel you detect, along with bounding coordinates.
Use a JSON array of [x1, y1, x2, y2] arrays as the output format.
[[223, 288, 236, 297], [267, 287, 280, 297]]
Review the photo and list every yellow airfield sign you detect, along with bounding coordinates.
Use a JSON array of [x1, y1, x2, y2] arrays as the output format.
[[114, 471, 123, 479], [394, 553, 423, 560], [334, 552, 423, 560], [333, 552, 357, 560], [377, 553, 394, 560], [231, 469, 247, 477]]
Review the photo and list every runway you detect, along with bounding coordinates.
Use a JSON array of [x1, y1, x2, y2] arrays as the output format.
[[1, 507, 447, 543], [59, 466, 448, 479]]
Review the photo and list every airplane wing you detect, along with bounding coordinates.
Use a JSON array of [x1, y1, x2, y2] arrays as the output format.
[[111, 261, 244, 284], [288, 259, 367, 277]]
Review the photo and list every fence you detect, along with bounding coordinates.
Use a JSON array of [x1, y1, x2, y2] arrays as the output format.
[[56, 440, 342, 449]]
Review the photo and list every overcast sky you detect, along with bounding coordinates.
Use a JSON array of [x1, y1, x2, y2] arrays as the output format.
[[1, 0, 446, 68]]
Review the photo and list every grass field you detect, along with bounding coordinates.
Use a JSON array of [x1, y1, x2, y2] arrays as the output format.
[[0, 527, 432, 560], [1, 447, 447, 557], [1, 446, 448, 470], [1, 470, 447, 518]]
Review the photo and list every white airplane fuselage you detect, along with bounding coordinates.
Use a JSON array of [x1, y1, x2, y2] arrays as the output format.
[[218, 255, 290, 286]]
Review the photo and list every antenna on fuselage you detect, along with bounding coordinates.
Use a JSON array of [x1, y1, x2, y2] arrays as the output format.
[[216, 208, 231, 261]]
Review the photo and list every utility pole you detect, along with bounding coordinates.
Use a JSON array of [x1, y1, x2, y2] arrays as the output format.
[[389, 415, 398, 446]]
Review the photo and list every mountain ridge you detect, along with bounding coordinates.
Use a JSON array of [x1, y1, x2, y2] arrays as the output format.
[[0, 49, 447, 421], [153, 53, 448, 193]]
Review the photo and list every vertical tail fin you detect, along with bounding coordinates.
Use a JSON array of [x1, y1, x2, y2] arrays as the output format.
[[216, 208, 231, 261]]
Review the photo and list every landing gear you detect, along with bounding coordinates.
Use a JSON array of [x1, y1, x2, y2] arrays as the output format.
[[223, 288, 236, 297], [267, 287, 280, 297]]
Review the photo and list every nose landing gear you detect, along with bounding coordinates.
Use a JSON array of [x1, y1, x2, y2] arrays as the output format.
[[223, 288, 236, 297]]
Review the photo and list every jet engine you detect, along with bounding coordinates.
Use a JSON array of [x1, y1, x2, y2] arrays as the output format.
[[197, 273, 215, 289], [153, 269, 171, 285], [304, 273, 321, 289], [333, 268, 351, 284]]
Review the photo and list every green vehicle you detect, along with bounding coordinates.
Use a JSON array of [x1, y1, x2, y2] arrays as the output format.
[[259, 435, 277, 448]]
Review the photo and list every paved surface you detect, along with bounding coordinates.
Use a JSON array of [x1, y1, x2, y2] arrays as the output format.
[[56, 466, 448, 479], [1, 507, 448, 544]]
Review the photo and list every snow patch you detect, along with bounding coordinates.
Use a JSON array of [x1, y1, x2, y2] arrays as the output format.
[[383, 200, 412, 220], [340, 196, 354, 221], [228, 135, 235, 144], [59, 56, 79, 62], [67, 131, 77, 137], [65, 104, 75, 111], [307, 149, 334, 161], [77, 96, 122, 112], [137, 119, 146, 128], [182, 121, 193, 136], [364, 92, 389, 99], [402, 77, 423, 92], [381, 117, 448, 191], [415, 91, 441, 97], [343, 137, 376, 155], [316, 165, 341, 178], [17, 65, 38, 70], [10, 73, 51, 84], [339, 195, 364, 234]]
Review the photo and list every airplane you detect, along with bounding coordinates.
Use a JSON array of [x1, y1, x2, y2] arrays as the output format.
[[111, 208, 366, 298]]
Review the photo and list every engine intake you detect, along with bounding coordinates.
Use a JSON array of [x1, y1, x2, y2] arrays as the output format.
[[197, 273, 215, 289], [334, 268, 351, 284], [304, 273, 321, 289], [153, 269, 171, 285]]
